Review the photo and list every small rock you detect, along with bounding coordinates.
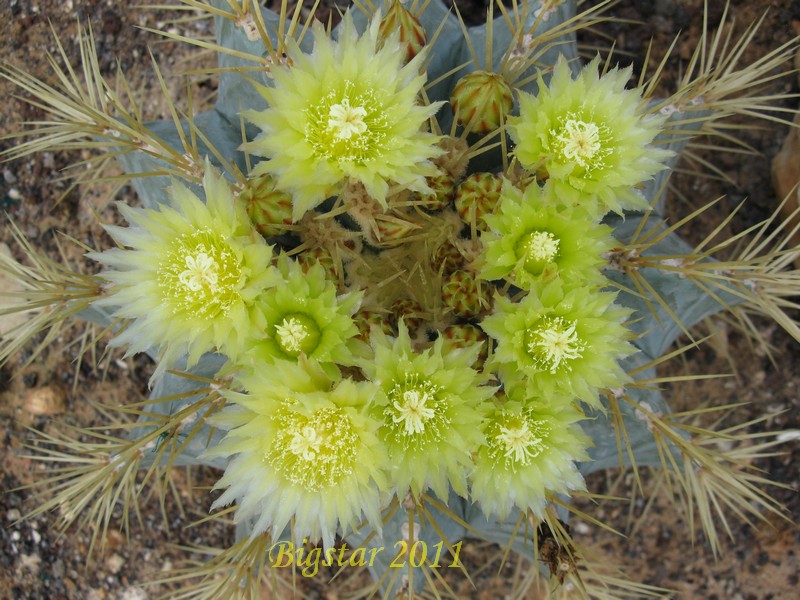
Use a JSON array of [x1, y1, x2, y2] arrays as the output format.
[[6, 508, 21, 522], [119, 587, 149, 600], [572, 521, 591, 535], [64, 577, 77, 595], [22, 386, 67, 416], [16, 553, 41, 575], [105, 553, 124, 574], [104, 529, 124, 552], [52, 559, 65, 578], [2, 167, 17, 184]]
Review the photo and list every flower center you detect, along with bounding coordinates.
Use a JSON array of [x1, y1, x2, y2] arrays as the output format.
[[526, 316, 585, 373], [552, 115, 606, 169], [488, 413, 551, 471], [273, 313, 321, 358], [305, 80, 389, 164], [267, 406, 358, 491], [392, 389, 436, 435], [497, 422, 547, 464], [178, 252, 219, 292], [519, 230, 560, 274], [385, 373, 449, 448], [158, 229, 244, 319], [288, 425, 323, 461], [328, 98, 368, 140]]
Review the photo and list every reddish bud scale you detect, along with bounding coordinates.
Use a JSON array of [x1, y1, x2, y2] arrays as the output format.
[[296, 247, 338, 281], [240, 174, 293, 237], [378, 0, 427, 63], [390, 298, 426, 336], [454, 172, 504, 230], [375, 215, 419, 244], [354, 309, 396, 342], [450, 70, 514, 134], [432, 242, 465, 275], [441, 270, 492, 318], [416, 170, 456, 211], [440, 323, 489, 367]]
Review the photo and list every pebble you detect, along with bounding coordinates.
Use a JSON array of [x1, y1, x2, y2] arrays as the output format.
[[572, 521, 590, 535], [7, 508, 21, 522], [3, 167, 17, 184], [119, 587, 149, 600], [22, 386, 67, 416], [105, 553, 124, 574], [17, 554, 42, 575]]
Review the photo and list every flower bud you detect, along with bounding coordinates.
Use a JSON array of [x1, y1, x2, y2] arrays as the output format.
[[440, 323, 489, 367], [240, 174, 293, 237], [375, 214, 420, 245], [354, 309, 396, 342], [415, 170, 456, 211], [296, 246, 338, 281], [454, 172, 503, 230], [378, 0, 427, 63], [390, 298, 426, 337], [432, 241, 465, 275], [442, 270, 492, 318], [450, 70, 514, 134]]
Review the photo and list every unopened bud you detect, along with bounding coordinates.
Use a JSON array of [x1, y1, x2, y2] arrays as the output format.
[[442, 270, 492, 318], [240, 174, 293, 237], [439, 323, 489, 367], [415, 170, 456, 211], [454, 172, 503, 230], [379, 1, 427, 63], [450, 70, 514, 134]]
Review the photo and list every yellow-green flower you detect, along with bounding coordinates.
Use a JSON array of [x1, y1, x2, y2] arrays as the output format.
[[470, 396, 589, 521], [507, 56, 670, 217], [244, 11, 443, 221], [245, 254, 362, 370], [481, 280, 634, 407], [205, 359, 387, 549], [481, 181, 614, 287], [360, 321, 494, 499], [90, 164, 279, 376]]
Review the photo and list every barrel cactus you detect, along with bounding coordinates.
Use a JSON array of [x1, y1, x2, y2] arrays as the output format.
[[1, 0, 798, 597]]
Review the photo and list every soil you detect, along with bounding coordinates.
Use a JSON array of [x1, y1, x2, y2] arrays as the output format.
[[0, 1, 798, 599]]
